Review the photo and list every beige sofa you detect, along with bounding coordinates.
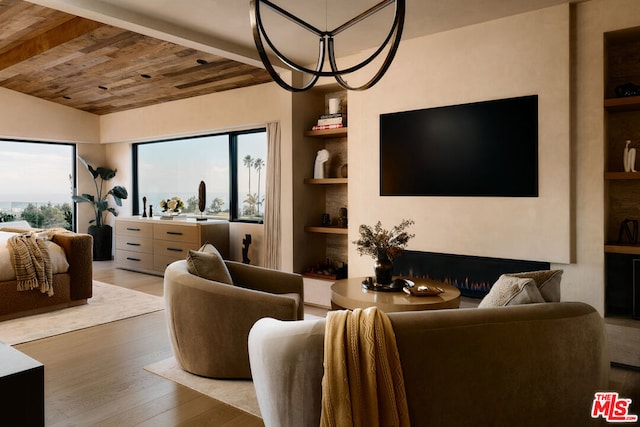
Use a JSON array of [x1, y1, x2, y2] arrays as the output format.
[[0, 223, 93, 321], [164, 259, 304, 379], [249, 302, 609, 427]]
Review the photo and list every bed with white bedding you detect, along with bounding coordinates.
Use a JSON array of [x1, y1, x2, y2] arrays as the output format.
[[0, 221, 93, 321]]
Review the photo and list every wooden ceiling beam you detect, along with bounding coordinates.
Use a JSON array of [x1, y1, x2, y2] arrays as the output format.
[[0, 16, 104, 71]]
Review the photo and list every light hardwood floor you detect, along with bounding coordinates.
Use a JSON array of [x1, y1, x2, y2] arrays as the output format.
[[12, 261, 640, 425], [15, 261, 264, 427]]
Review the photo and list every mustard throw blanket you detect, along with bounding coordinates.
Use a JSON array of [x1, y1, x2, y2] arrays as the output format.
[[7, 228, 67, 296], [320, 307, 410, 427]]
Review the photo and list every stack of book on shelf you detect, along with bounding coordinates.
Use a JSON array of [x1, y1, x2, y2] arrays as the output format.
[[312, 113, 346, 130]]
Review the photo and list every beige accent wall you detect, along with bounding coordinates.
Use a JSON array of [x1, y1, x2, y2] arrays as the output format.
[[0, 87, 100, 143], [347, 6, 572, 268], [75, 144, 108, 233]]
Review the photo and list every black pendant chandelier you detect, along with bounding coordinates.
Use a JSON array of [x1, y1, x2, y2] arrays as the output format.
[[249, 0, 405, 92]]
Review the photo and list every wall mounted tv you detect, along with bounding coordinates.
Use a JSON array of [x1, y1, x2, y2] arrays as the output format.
[[380, 95, 538, 197]]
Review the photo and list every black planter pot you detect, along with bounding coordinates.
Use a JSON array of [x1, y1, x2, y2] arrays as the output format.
[[89, 224, 113, 261]]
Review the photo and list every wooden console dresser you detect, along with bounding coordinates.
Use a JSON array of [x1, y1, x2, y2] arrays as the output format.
[[115, 217, 229, 275]]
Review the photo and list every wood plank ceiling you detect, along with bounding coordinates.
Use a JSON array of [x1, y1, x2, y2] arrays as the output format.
[[0, 0, 272, 115]]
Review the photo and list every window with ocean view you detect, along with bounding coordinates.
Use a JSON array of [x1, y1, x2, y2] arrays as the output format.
[[133, 128, 267, 222], [0, 140, 76, 230]]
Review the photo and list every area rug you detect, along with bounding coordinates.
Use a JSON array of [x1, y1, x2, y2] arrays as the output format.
[[0, 281, 164, 345], [145, 357, 261, 418], [144, 312, 325, 418]]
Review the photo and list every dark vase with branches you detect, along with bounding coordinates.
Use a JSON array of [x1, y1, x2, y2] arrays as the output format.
[[353, 219, 415, 285], [72, 157, 128, 260]]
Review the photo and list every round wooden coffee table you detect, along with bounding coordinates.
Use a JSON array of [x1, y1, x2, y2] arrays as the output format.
[[331, 277, 460, 312]]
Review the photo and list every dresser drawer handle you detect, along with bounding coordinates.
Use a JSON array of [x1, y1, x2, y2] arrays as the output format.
[[126, 227, 141, 231], [167, 247, 183, 252], [126, 242, 141, 246], [126, 257, 141, 262], [166, 231, 183, 236]]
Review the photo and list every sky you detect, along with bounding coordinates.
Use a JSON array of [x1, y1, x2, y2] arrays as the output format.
[[0, 140, 74, 204]]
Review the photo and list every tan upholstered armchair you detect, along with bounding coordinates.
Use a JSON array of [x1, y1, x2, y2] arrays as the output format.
[[164, 259, 303, 379]]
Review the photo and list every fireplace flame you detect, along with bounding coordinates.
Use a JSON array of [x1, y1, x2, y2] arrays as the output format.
[[407, 270, 492, 298]]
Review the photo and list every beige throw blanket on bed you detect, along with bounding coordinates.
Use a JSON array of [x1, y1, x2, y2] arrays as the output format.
[[7, 228, 67, 296], [320, 307, 410, 427]]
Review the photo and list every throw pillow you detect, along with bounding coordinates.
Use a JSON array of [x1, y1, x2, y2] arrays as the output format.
[[197, 242, 219, 254], [478, 274, 545, 308], [186, 244, 233, 284], [508, 270, 563, 302]]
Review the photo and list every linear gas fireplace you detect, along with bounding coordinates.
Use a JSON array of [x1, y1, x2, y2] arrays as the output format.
[[393, 251, 550, 298]]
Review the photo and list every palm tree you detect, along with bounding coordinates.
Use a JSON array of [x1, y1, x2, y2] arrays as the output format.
[[243, 193, 258, 216], [243, 155, 254, 197], [253, 158, 264, 214]]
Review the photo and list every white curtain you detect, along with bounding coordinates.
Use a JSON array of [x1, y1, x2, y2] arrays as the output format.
[[264, 122, 281, 269]]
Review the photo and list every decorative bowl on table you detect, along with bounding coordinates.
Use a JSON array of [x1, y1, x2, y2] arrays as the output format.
[[403, 284, 444, 297]]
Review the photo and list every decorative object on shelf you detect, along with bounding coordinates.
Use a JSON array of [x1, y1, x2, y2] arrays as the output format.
[[329, 97, 341, 114], [353, 219, 415, 286], [197, 181, 207, 221], [617, 218, 638, 244], [339, 207, 348, 228], [624, 140, 637, 172], [314, 149, 330, 179], [149, 205, 153, 217], [242, 234, 252, 264], [72, 156, 128, 261], [159, 196, 185, 219], [249, 0, 405, 91], [341, 163, 348, 178], [321, 213, 331, 226], [615, 82, 640, 97], [311, 97, 347, 130], [142, 196, 147, 218]]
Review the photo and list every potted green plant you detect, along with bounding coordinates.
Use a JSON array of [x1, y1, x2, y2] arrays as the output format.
[[73, 157, 128, 260]]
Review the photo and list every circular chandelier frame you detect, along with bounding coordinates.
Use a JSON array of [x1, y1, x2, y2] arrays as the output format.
[[250, 0, 405, 91]]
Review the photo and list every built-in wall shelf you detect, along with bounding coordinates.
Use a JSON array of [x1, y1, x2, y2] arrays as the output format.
[[605, 244, 640, 255], [604, 96, 640, 112], [604, 30, 640, 325], [294, 87, 349, 278], [604, 172, 640, 179], [304, 178, 348, 185], [305, 226, 348, 235], [304, 128, 348, 138]]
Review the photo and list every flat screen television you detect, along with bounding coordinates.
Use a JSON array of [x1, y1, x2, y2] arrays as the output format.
[[380, 95, 538, 197]]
